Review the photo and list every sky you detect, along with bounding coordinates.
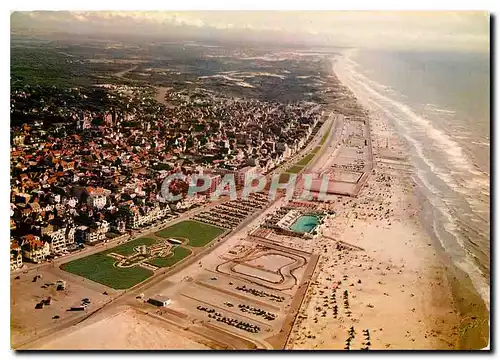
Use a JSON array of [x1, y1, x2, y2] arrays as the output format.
[[11, 11, 490, 52]]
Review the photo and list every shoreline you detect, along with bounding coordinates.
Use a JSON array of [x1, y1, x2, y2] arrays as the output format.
[[330, 50, 489, 349]]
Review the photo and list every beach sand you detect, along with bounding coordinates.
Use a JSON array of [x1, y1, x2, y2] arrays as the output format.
[[36, 307, 210, 350], [285, 58, 489, 349], [286, 142, 460, 349]]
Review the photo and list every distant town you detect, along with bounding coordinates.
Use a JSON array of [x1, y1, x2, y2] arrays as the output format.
[[10, 77, 325, 268]]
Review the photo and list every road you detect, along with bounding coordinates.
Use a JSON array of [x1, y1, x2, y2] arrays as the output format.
[[113, 65, 138, 79], [309, 113, 345, 174]]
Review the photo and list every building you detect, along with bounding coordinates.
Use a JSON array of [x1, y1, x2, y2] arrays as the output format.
[[21, 235, 50, 263], [111, 219, 127, 234], [236, 166, 257, 187], [127, 205, 169, 229], [67, 197, 78, 208], [66, 226, 76, 245], [57, 280, 66, 290], [175, 195, 205, 210], [13, 133, 25, 146], [198, 174, 221, 195], [46, 228, 67, 254], [86, 187, 108, 210], [78, 221, 110, 244], [213, 168, 237, 178], [147, 296, 172, 307], [94, 220, 109, 240], [75, 226, 89, 244], [10, 240, 23, 270]]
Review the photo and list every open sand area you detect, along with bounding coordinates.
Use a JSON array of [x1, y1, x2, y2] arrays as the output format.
[[11, 266, 113, 348], [231, 263, 283, 283], [287, 151, 461, 349], [35, 307, 210, 350], [281, 55, 489, 350], [246, 254, 296, 272]]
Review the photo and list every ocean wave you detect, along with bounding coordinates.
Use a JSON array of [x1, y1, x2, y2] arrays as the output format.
[[334, 50, 490, 309], [424, 104, 456, 115], [471, 141, 491, 147]]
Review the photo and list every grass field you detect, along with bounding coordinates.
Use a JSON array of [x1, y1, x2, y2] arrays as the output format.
[[61, 237, 158, 289], [61, 252, 153, 290], [110, 237, 157, 256], [61, 221, 224, 289], [147, 246, 192, 268], [296, 153, 316, 166], [286, 165, 305, 174], [155, 220, 225, 247], [319, 123, 332, 145]]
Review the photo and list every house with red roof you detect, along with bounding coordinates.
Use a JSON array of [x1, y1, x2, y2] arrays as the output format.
[[21, 235, 50, 264]]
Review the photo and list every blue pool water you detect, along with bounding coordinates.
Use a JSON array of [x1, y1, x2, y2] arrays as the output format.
[[290, 215, 320, 233]]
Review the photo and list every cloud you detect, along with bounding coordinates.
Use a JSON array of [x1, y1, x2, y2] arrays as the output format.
[[11, 11, 489, 52]]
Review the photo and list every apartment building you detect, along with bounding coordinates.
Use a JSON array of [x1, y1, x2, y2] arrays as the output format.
[[21, 235, 50, 264], [10, 241, 23, 270]]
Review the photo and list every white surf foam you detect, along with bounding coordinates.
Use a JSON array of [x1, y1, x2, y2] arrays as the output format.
[[334, 50, 490, 309]]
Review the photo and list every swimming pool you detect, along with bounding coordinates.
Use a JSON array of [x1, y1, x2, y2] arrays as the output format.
[[290, 215, 320, 233]]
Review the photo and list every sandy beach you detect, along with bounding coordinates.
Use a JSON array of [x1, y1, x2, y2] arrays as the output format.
[[287, 108, 459, 349], [284, 54, 488, 350], [36, 307, 211, 350]]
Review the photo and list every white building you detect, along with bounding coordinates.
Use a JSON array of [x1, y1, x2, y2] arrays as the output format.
[[89, 221, 109, 244], [86, 187, 108, 210], [10, 241, 23, 270], [127, 205, 170, 229], [46, 228, 67, 254], [21, 235, 50, 264], [66, 226, 76, 245], [111, 219, 127, 234], [13, 134, 25, 146], [175, 196, 205, 211], [67, 197, 78, 208], [76, 221, 109, 244], [11, 250, 23, 270]]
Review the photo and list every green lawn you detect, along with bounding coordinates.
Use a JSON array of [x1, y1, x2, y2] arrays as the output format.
[[111, 237, 157, 256], [319, 124, 332, 145], [61, 252, 153, 290], [296, 153, 316, 166], [147, 246, 192, 268], [312, 146, 321, 153], [286, 165, 305, 174], [156, 220, 225, 247], [61, 221, 223, 288]]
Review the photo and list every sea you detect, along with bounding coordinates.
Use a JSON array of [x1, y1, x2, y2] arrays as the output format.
[[334, 48, 490, 308]]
